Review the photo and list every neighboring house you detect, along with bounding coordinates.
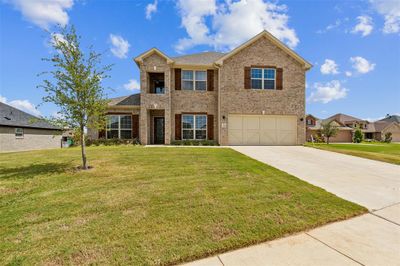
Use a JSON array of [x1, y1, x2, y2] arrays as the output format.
[[0, 102, 62, 152], [306, 113, 400, 142], [89, 30, 312, 145]]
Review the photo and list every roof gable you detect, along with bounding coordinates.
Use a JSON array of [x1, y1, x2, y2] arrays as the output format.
[[215, 30, 312, 70], [134, 48, 173, 65]]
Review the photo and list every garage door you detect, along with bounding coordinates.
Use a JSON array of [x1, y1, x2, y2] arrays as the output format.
[[228, 115, 297, 145]]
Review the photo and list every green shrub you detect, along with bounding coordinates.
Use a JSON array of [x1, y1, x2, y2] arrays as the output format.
[[171, 140, 218, 146], [86, 138, 140, 146], [384, 132, 392, 143], [353, 128, 363, 143]]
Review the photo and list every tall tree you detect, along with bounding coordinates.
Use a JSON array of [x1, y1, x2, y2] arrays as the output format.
[[39, 26, 111, 169], [320, 121, 339, 144]]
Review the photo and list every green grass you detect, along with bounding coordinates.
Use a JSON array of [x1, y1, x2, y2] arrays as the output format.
[[305, 142, 400, 165], [0, 146, 366, 265]]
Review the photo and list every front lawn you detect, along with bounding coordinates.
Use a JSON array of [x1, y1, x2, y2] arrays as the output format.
[[305, 142, 400, 165], [0, 146, 366, 265]]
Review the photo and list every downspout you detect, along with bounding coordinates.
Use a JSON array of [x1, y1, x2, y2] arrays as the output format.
[[215, 63, 222, 145]]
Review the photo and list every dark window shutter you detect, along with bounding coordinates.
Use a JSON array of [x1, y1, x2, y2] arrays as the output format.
[[175, 114, 181, 140], [98, 129, 106, 139], [276, 68, 283, 90], [175, 68, 181, 90], [207, 114, 214, 140], [207, 69, 214, 91], [132, 114, 139, 139], [244, 67, 251, 89]]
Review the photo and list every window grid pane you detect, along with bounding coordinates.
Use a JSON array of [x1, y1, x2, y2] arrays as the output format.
[[195, 81, 206, 91], [183, 130, 194, 140], [182, 70, 193, 80], [182, 80, 194, 90], [195, 71, 206, 81], [264, 69, 275, 79], [120, 115, 132, 129], [182, 115, 194, 129], [195, 115, 207, 129], [264, 80, 275, 90], [251, 68, 262, 79]]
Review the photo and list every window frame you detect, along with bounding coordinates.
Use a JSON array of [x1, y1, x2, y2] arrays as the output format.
[[250, 67, 276, 90], [181, 70, 207, 91], [15, 127, 24, 139], [106, 114, 132, 139], [181, 114, 207, 140]]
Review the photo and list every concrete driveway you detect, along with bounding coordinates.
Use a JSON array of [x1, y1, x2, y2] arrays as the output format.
[[231, 146, 400, 211]]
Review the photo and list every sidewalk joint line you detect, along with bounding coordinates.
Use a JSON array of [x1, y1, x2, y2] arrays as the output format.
[[371, 202, 400, 212], [369, 212, 400, 227], [217, 255, 225, 266], [305, 233, 365, 266]]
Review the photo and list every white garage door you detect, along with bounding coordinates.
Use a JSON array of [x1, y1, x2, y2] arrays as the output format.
[[228, 115, 297, 145]]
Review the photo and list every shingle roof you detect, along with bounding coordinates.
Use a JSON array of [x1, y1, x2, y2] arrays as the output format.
[[379, 115, 400, 123], [108, 94, 140, 106], [324, 113, 362, 124], [0, 102, 60, 130], [171, 52, 225, 66]]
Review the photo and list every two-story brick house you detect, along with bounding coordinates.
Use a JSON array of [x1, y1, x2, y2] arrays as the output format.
[[89, 31, 312, 145]]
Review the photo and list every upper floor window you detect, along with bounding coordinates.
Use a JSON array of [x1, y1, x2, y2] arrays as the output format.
[[306, 119, 312, 125], [15, 128, 24, 138], [106, 115, 132, 139], [251, 68, 275, 90], [182, 70, 207, 91], [182, 114, 207, 140]]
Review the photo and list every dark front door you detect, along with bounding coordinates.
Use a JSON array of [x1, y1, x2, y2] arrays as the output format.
[[154, 117, 165, 144]]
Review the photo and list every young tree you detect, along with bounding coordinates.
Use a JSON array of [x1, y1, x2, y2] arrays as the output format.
[[353, 127, 364, 143], [321, 121, 339, 144], [39, 26, 111, 169]]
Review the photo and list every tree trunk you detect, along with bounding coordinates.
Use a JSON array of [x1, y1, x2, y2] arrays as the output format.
[[80, 126, 88, 170], [326, 137, 330, 144]]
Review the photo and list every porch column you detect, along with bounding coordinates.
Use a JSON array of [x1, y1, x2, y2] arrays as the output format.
[[140, 107, 148, 145]]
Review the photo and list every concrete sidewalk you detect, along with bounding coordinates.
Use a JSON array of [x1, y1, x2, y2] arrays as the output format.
[[182, 146, 400, 265], [183, 204, 400, 266]]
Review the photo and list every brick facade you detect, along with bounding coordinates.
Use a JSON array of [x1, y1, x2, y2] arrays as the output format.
[[98, 32, 309, 145]]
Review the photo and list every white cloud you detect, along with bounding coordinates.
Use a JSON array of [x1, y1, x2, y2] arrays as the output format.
[[350, 56, 376, 74], [145, 0, 158, 20], [123, 79, 140, 91], [317, 19, 342, 34], [175, 0, 299, 52], [0, 95, 41, 116], [6, 0, 73, 29], [109, 34, 130, 59], [370, 0, 400, 34], [308, 80, 348, 104], [352, 15, 373, 36], [345, 71, 352, 77], [320, 59, 339, 75]]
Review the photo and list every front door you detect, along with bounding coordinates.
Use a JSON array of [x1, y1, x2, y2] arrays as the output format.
[[154, 117, 165, 144]]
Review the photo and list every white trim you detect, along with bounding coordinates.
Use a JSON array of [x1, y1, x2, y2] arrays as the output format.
[[250, 67, 276, 90], [181, 114, 208, 140], [181, 70, 207, 91], [106, 114, 132, 139], [134, 48, 174, 65]]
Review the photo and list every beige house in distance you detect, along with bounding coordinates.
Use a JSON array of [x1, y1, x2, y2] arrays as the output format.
[[0, 102, 62, 152], [306, 113, 400, 142], [89, 31, 312, 145]]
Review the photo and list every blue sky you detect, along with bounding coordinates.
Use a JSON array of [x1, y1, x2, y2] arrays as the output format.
[[0, 0, 399, 120]]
